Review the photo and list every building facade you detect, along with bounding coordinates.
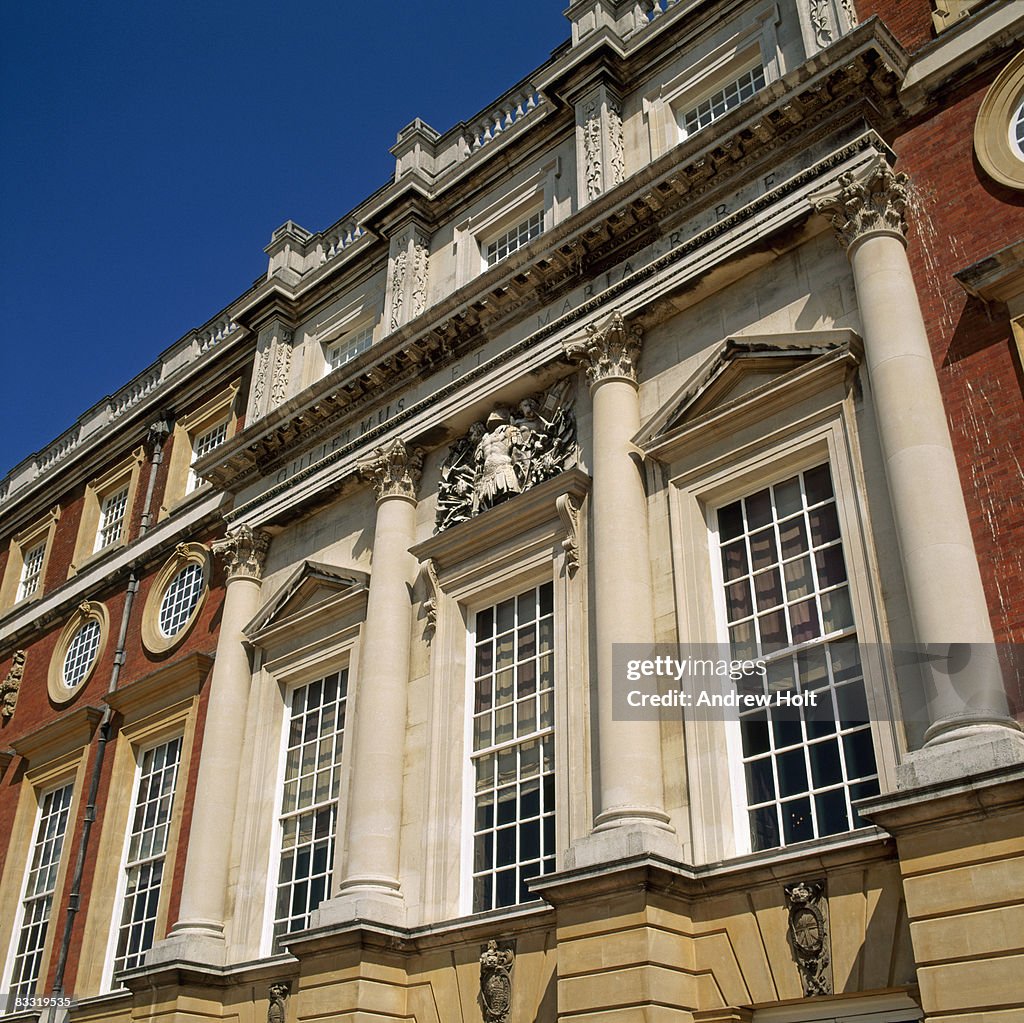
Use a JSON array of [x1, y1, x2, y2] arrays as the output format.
[[2, 2, 1023, 1022]]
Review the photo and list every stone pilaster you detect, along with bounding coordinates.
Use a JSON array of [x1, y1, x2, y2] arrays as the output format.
[[813, 157, 1024, 785], [317, 439, 420, 927], [564, 312, 675, 864], [574, 82, 625, 207], [248, 319, 295, 423], [384, 224, 431, 334], [149, 524, 271, 966]]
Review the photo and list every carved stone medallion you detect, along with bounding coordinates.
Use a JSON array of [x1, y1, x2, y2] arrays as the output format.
[[435, 382, 576, 532], [267, 982, 290, 1023], [784, 879, 832, 996], [479, 940, 514, 1023]]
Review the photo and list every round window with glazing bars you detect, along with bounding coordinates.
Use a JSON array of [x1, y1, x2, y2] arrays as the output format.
[[158, 562, 205, 638], [62, 619, 102, 688]]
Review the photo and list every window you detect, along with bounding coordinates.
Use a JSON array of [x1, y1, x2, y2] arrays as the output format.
[[111, 737, 182, 977], [678, 64, 766, 140], [6, 783, 74, 1006], [716, 464, 879, 851], [186, 420, 229, 494], [18, 541, 46, 603], [140, 544, 210, 654], [470, 581, 556, 912], [95, 486, 129, 552], [158, 564, 205, 638], [325, 323, 374, 371], [1012, 97, 1024, 159], [484, 210, 545, 268], [48, 601, 109, 703], [272, 670, 348, 950]]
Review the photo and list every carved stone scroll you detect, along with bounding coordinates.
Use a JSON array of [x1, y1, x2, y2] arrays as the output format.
[[812, 157, 910, 250], [785, 879, 832, 996], [421, 558, 441, 640], [357, 437, 423, 502], [434, 382, 576, 532], [479, 940, 514, 1023], [267, 982, 290, 1023], [211, 525, 272, 581], [1, 650, 26, 720], [564, 310, 644, 385], [556, 495, 581, 575]]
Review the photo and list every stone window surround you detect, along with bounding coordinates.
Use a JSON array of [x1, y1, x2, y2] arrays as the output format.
[[140, 543, 212, 655], [0, 708, 100, 1004], [411, 468, 590, 921], [453, 160, 560, 289], [236, 587, 366, 959], [641, 1, 780, 162], [47, 600, 111, 705], [71, 448, 146, 575], [657, 390, 900, 865], [0, 504, 61, 611], [70, 655, 208, 996], [160, 380, 241, 518], [974, 49, 1024, 192]]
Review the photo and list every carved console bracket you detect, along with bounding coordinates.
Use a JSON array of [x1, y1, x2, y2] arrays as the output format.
[[555, 495, 581, 575], [1, 650, 26, 721], [564, 310, 644, 385], [784, 879, 832, 996], [421, 558, 441, 641], [479, 939, 514, 1023], [267, 982, 291, 1023]]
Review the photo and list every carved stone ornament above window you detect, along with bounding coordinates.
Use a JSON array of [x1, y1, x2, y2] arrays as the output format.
[[435, 381, 576, 532]]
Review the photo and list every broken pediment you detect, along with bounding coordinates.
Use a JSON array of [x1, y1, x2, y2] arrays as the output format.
[[638, 329, 862, 452], [245, 560, 368, 640]]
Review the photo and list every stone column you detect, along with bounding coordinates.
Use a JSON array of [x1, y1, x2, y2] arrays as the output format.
[[813, 157, 1023, 781], [322, 438, 421, 925], [151, 524, 270, 965], [565, 313, 675, 858]]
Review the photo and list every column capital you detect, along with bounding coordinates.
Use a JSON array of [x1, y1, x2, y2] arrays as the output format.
[[211, 524, 271, 581], [357, 437, 423, 502], [812, 156, 910, 251], [564, 311, 643, 385]]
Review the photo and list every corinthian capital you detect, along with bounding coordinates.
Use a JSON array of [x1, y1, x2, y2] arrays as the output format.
[[564, 311, 643, 385], [357, 438, 423, 502], [812, 156, 910, 250], [211, 525, 272, 581]]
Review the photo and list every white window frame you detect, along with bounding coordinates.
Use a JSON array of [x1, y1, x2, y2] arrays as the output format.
[[641, 2, 780, 161], [465, 580, 557, 914], [707, 461, 881, 853], [17, 540, 47, 604], [0, 505, 61, 611], [186, 419, 229, 494], [2, 781, 76, 1007], [95, 485, 130, 552], [323, 321, 374, 373], [266, 668, 349, 952], [105, 734, 183, 987]]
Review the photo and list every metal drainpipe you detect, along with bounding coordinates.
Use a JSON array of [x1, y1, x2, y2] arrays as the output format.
[[50, 414, 171, 1000]]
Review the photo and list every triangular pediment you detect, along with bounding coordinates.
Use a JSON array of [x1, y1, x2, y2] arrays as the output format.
[[245, 560, 368, 637], [638, 330, 861, 449]]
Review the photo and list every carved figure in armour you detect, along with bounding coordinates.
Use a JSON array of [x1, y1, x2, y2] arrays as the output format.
[[472, 408, 523, 514]]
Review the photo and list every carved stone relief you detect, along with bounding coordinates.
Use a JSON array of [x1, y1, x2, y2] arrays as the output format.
[[584, 98, 603, 201], [267, 982, 290, 1023], [785, 879, 832, 996], [434, 382, 576, 532], [390, 248, 408, 333], [556, 494, 581, 575], [411, 229, 429, 319], [608, 97, 625, 188], [421, 558, 441, 640], [1, 650, 26, 720], [479, 940, 514, 1023], [270, 329, 293, 409], [810, 0, 832, 45]]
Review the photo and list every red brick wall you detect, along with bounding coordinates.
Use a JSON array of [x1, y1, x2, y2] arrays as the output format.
[[854, 0, 936, 51], [892, 66, 1024, 656]]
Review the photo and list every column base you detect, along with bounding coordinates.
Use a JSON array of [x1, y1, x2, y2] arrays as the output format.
[[145, 924, 227, 967], [312, 886, 407, 929], [565, 819, 680, 870], [898, 726, 1024, 789]]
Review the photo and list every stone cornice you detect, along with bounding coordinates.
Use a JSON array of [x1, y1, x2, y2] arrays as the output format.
[[103, 653, 213, 724], [207, 23, 907, 496], [11, 705, 104, 767]]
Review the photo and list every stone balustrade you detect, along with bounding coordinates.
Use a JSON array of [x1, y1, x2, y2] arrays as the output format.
[[460, 83, 544, 154]]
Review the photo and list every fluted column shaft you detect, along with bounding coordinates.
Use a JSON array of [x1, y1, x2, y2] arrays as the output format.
[[158, 525, 270, 962], [815, 159, 1019, 746], [566, 314, 671, 831], [338, 439, 421, 898]]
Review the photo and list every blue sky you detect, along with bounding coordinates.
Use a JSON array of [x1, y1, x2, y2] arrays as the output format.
[[0, 2, 569, 477]]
